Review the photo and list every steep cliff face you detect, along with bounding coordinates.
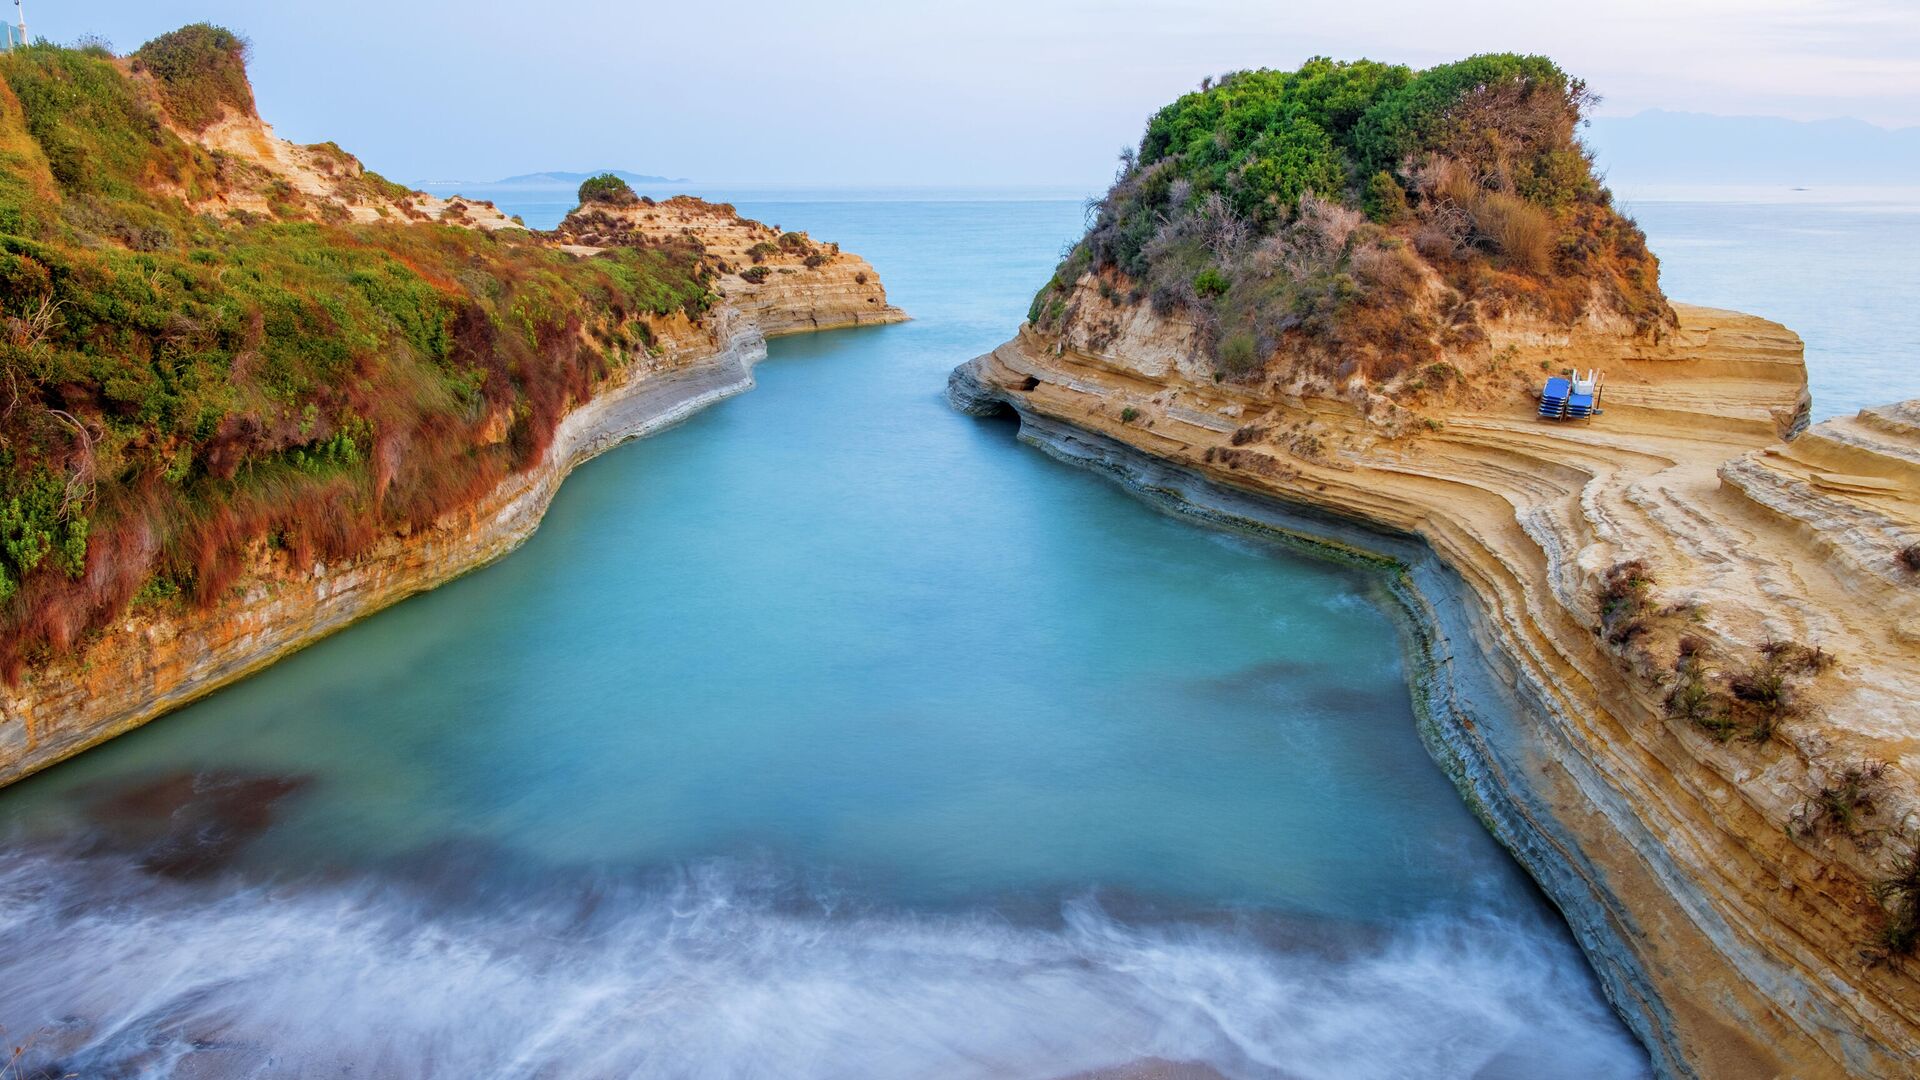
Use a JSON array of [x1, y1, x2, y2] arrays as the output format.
[[950, 303, 1920, 1076]]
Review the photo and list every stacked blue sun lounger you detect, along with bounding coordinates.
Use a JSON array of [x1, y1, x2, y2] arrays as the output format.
[[1538, 370, 1603, 422], [1538, 376, 1571, 418]]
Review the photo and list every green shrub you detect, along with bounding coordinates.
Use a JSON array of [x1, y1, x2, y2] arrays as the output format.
[[1217, 331, 1259, 375], [577, 172, 635, 205], [130, 23, 254, 131], [1351, 53, 1581, 176], [1193, 267, 1230, 298], [1137, 58, 1409, 227], [1363, 171, 1410, 223], [1119, 406, 1140, 423], [739, 265, 770, 284]]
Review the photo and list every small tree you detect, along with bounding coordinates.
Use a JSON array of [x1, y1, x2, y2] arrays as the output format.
[[131, 23, 255, 131], [1363, 171, 1411, 224], [578, 173, 637, 206]]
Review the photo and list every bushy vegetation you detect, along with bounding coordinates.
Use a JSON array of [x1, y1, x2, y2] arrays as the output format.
[[1792, 760, 1887, 842], [1660, 633, 1835, 745], [1597, 558, 1655, 646], [577, 172, 637, 206], [0, 35, 714, 676], [1030, 54, 1672, 385], [130, 23, 255, 132], [1870, 828, 1920, 964]]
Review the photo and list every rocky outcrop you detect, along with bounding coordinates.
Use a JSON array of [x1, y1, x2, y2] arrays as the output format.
[[184, 108, 522, 229], [950, 299, 1920, 1077], [554, 195, 907, 335]]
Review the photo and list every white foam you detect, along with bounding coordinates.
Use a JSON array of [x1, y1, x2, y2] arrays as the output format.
[[0, 852, 1646, 1079]]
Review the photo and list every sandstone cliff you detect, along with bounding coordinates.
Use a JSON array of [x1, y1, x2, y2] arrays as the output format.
[[951, 294, 1920, 1077]]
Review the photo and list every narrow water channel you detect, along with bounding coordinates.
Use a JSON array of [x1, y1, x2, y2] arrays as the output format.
[[0, 198, 1646, 1078]]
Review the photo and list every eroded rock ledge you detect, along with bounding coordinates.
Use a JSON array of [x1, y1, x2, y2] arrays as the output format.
[[950, 305, 1920, 1078]]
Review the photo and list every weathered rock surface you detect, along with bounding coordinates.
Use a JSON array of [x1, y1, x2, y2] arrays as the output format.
[[185, 107, 522, 229], [951, 296, 1920, 1078], [554, 195, 907, 335]]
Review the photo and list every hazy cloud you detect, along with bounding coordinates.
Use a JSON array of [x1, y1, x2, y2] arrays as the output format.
[[35, 0, 1920, 187]]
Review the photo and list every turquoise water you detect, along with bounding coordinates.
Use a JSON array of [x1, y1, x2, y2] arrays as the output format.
[[0, 198, 1670, 1078]]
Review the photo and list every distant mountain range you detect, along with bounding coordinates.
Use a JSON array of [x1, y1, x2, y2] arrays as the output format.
[[419, 169, 687, 189], [1586, 110, 1920, 187]]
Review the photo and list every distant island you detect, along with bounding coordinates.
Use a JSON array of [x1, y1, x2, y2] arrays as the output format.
[[420, 169, 688, 189]]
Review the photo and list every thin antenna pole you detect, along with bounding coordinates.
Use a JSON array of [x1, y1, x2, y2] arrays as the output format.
[[12, 0, 24, 48]]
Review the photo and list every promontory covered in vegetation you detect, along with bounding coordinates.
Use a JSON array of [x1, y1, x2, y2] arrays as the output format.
[[0, 26, 902, 783], [953, 55, 1920, 1077]]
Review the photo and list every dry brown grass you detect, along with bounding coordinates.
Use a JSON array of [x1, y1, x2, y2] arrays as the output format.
[[1471, 191, 1554, 274]]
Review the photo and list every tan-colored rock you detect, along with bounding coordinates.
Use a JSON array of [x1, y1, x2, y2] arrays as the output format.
[[175, 106, 521, 229], [951, 291, 1920, 1077], [554, 195, 907, 334]]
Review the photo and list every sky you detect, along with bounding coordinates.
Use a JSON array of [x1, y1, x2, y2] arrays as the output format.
[[25, 1, 1920, 187]]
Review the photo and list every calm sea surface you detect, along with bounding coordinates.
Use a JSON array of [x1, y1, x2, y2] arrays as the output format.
[[11, 182, 1902, 1078]]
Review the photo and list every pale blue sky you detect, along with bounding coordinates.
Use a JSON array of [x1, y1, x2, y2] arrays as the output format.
[[24, 1, 1920, 186]]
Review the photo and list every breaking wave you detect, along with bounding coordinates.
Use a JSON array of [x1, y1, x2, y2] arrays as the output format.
[[0, 849, 1646, 1079]]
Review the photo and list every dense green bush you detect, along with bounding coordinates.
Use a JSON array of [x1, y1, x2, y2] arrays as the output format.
[[130, 23, 254, 131], [1362, 170, 1410, 223], [577, 172, 636, 205]]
